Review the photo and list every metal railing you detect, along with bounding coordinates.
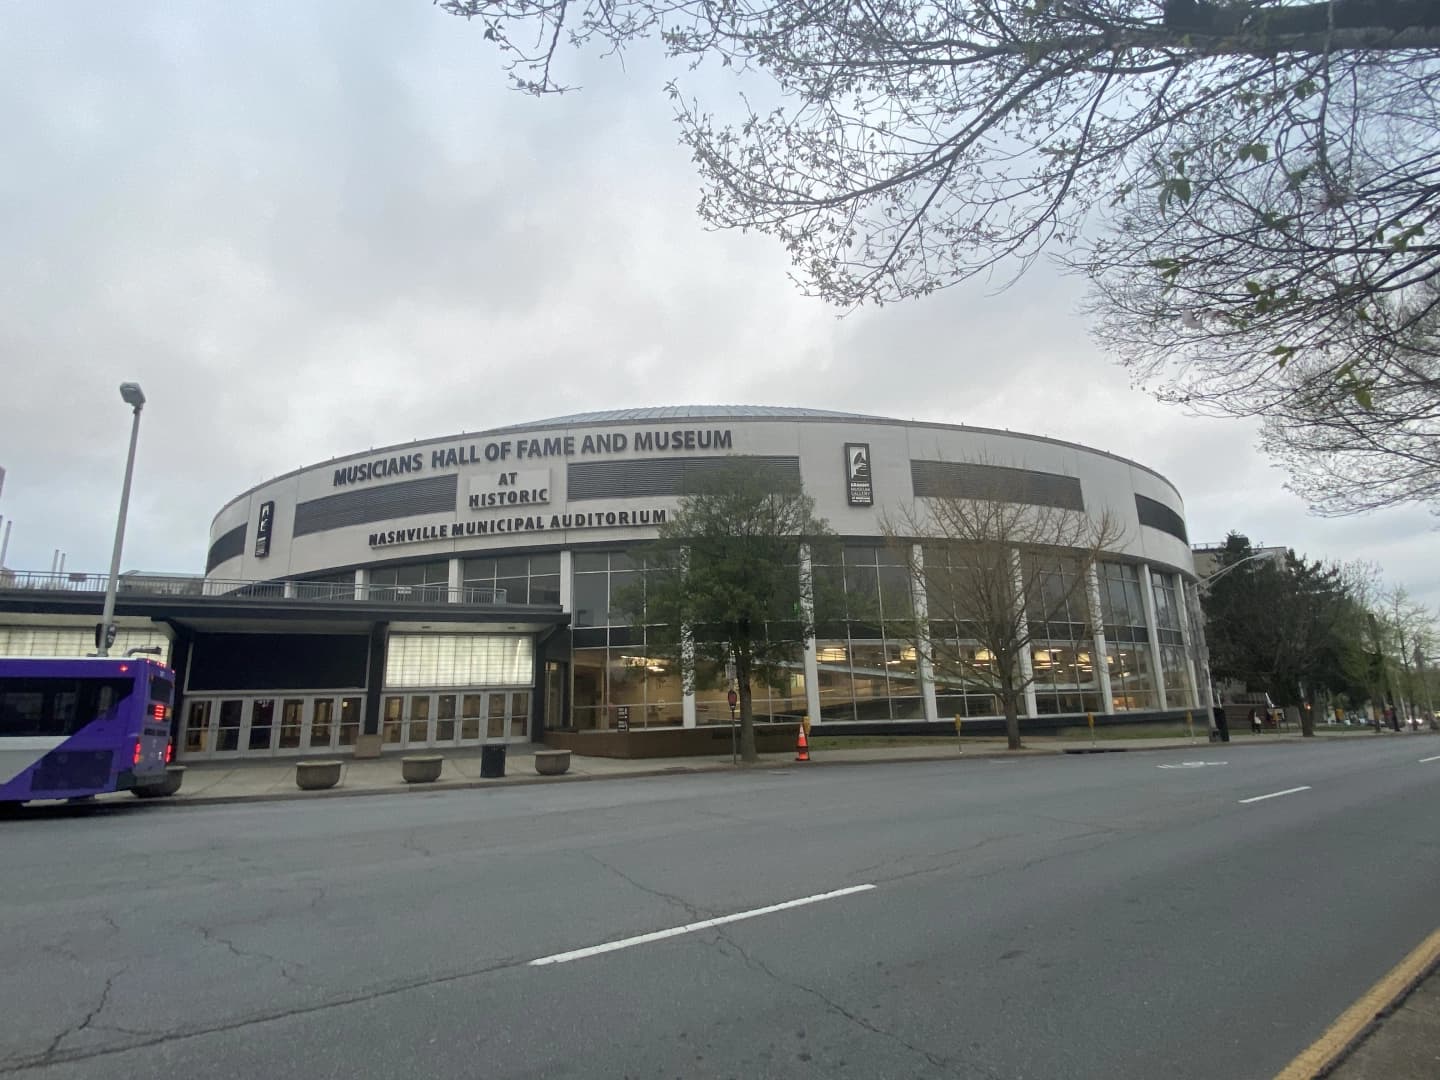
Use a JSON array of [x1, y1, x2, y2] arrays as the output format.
[[0, 570, 507, 606]]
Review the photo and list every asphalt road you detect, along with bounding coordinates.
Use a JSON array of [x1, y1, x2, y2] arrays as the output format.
[[2, 737, 1438, 1079]]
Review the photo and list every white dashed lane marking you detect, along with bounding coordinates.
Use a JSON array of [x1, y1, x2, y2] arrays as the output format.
[[529, 884, 877, 966], [1238, 786, 1312, 805]]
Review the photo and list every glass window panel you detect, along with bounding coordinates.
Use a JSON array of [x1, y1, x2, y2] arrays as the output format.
[[608, 570, 640, 625], [510, 692, 530, 738], [0, 627, 172, 664], [435, 694, 457, 742], [248, 699, 275, 750], [408, 695, 431, 743], [216, 699, 243, 752], [488, 693, 506, 738], [844, 545, 878, 565], [496, 576, 528, 605], [384, 634, 533, 688], [877, 565, 913, 623], [572, 573, 608, 628], [278, 699, 304, 749], [496, 555, 529, 577], [338, 698, 361, 746], [383, 696, 404, 743], [462, 558, 497, 585], [574, 551, 609, 573], [572, 649, 606, 712], [529, 552, 560, 575], [461, 694, 482, 740], [608, 649, 647, 726], [311, 698, 335, 747], [184, 700, 210, 754], [816, 639, 855, 722], [850, 644, 891, 720], [529, 574, 561, 606]]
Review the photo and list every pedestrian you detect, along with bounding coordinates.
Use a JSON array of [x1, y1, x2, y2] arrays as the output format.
[[1250, 707, 1262, 735], [1390, 706, 1401, 732]]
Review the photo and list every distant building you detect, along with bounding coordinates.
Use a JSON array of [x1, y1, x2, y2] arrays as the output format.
[[1191, 541, 1286, 582]]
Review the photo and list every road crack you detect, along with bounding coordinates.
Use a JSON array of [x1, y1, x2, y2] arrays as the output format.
[[584, 850, 708, 922], [34, 968, 123, 1064], [192, 922, 311, 989], [710, 928, 987, 1078]]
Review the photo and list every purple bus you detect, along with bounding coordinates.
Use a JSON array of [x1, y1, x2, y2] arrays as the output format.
[[0, 656, 175, 805]]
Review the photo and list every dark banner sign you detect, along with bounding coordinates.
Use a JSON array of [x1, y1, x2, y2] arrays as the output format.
[[845, 443, 873, 506], [254, 501, 275, 558]]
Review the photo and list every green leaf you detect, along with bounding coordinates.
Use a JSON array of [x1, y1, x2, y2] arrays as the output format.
[[1269, 345, 1297, 367]]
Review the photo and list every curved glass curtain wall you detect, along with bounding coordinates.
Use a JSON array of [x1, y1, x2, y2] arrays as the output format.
[[291, 542, 1199, 729]]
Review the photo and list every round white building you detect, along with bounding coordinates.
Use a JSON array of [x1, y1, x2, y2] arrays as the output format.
[[193, 407, 1200, 758]]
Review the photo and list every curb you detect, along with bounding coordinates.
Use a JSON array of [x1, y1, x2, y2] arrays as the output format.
[[1275, 925, 1440, 1079], [131, 731, 1366, 809]]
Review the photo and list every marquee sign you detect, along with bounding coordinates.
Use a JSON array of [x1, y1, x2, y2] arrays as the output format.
[[254, 501, 275, 558], [845, 443, 873, 506]]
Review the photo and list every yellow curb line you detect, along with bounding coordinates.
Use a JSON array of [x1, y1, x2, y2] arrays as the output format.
[[1274, 924, 1440, 1079]]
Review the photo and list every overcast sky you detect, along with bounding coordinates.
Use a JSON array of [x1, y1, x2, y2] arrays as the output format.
[[2, 1, 1436, 612]]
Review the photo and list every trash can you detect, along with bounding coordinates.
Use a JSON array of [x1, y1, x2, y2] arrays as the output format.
[[480, 744, 507, 778]]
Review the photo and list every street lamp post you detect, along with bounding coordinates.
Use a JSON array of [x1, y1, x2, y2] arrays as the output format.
[[96, 382, 146, 657]]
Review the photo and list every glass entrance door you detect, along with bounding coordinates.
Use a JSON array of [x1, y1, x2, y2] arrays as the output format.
[[433, 693, 459, 747], [370, 690, 531, 749], [180, 694, 365, 760]]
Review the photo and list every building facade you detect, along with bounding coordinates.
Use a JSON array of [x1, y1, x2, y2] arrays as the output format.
[[182, 406, 1199, 757]]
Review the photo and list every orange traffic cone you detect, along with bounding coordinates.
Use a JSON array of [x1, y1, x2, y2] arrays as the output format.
[[795, 723, 810, 762]]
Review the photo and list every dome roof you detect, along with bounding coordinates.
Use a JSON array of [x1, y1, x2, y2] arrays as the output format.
[[488, 405, 886, 431]]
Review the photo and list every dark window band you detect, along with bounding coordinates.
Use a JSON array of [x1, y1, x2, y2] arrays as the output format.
[[1135, 493, 1188, 543], [293, 475, 458, 537], [206, 524, 247, 572], [567, 456, 801, 501], [910, 460, 1084, 511]]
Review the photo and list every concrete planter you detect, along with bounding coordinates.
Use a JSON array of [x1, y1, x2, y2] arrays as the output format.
[[296, 760, 343, 791], [402, 755, 443, 784], [534, 749, 571, 776], [132, 765, 186, 799]]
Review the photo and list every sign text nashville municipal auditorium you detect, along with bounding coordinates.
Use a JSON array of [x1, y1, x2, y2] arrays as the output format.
[[334, 428, 733, 487], [369, 509, 669, 548]]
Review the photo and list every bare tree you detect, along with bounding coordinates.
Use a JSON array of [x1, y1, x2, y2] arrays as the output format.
[[883, 464, 1125, 749], [1375, 585, 1439, 722], [438, 0, 1440, 510]]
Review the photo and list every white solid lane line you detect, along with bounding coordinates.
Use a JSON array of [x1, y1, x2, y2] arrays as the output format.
[[1238, 786, 1312, 805], [1420, 755, 1440, 764], [529, 884, 877, 967]]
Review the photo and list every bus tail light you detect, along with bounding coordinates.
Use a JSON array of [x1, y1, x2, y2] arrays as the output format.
[[165, 743, 174, 764], [152, 703, 166, 722], [133, 740, 142, 766]]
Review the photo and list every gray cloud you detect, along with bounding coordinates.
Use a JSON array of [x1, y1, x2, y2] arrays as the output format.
[[1, 0, 1435, 614]]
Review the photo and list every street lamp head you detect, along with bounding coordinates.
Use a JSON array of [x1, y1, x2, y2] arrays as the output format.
[[119, 382, 145, 409]]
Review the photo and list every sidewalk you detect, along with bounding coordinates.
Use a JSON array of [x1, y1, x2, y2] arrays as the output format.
[[135, 726, 1402, 807], [1325, 964, 1440, 1079]]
